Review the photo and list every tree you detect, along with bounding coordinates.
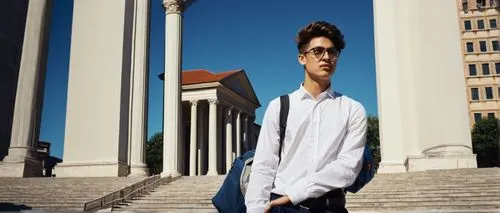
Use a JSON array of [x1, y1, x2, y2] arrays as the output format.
[[146, 132, 163, 175], [471, 118, 499, 168], [366, 115, 381, 171]]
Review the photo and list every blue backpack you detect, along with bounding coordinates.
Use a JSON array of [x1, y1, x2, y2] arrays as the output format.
[[212, 95, 374, 213]]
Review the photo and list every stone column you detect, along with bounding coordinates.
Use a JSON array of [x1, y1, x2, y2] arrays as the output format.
[[243, 115, 249, 152], [56, 0, 134, 177], [236, 110, 242, 157], [225, 106, 233, 173], [374, 0, 476, 173], [129, 0, 150, 177], [207, 99, 219, 175], [189, 101, 198, 176], [161, 0, 186, 178], [1, 0, 52, 177]]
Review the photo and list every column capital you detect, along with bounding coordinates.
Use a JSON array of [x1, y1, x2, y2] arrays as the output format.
[[190, 100, 198, 106], [208, 99, 219, 105], [162, 0, 196, 14]]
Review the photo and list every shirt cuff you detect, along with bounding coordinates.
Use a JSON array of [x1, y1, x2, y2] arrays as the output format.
[[246, 207, 265, 213], [286, 178, 309, 205]]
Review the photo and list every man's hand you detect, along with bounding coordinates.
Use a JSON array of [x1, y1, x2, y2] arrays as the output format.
[[264, 195, 291, 213]]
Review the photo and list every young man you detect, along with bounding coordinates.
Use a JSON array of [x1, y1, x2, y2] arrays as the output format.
[[244, 21, 367, 213]]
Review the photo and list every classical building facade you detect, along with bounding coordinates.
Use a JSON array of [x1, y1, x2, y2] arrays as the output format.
[[457, 0, 500, 125], [159, 69, 260, 175]]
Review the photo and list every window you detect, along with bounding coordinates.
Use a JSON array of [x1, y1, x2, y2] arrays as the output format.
[[474, 113, 482, 123], [490, 19, 498, 29], [471, 88, 480, 100], [469, 64, 477, 76], [477, 0, 486, 8], [492, 41, 499, 51], [467, 42, 474, 52], [491, 0, 498, 7], [478, 20, 485, 29], [463, 0, 469, 11], [482, 63, 490, 75], [480, 41, 487, 52], [496, 62, 500, 74], [485, 87, 493, 99], [485, 87, 494, 99], [488, 113, 495, 119], [464, 21, 472, 30]]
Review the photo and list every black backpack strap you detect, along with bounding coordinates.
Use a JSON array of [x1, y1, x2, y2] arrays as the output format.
[[278, 95, 289, 164]]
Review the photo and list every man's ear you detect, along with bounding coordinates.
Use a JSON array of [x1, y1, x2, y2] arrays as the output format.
[[298, 54, 306, 65]]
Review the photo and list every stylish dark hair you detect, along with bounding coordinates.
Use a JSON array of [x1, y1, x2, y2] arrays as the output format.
[[295, 21, 345, 53]]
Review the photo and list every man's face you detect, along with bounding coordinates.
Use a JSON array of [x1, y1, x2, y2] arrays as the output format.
[[298, 37, 339, 81]]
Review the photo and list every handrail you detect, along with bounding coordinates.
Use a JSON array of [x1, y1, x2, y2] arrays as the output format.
[[83, 175, 181, 211]]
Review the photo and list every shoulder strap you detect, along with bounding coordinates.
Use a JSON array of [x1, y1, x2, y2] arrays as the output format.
[[278, 95, 289, 164]]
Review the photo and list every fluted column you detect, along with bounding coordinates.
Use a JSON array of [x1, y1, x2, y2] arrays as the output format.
[[207, 99, 219, 175], [236, 111, 242, 157], [189, 101, 198, 176], [129, 0, 150, 177], [243, 115, 249, 152], [161, 0, 186, 178], [2, 0, 52, 177], [225, 106, 233, 173]]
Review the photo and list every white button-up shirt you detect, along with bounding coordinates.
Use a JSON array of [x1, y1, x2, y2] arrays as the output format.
[[245, 85, 367, 213]]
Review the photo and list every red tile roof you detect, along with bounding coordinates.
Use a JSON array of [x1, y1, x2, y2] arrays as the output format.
[[182, 69, 239, 85], [159, 69, 240, 85]]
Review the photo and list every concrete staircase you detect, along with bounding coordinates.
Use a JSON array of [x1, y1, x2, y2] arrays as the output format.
[[113, 175, 224, 212], [346, 167, 500, 212], [114, 168, 500, 213], [0, 177, 145, 211]]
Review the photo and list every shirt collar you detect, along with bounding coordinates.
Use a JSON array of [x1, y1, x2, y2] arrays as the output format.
[[298, 83, 335, 100]]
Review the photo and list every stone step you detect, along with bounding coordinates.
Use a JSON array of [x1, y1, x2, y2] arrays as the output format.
[[5, 202, 84, 207], [356, 186, 500, 193], [0, 197, 92, 202], [347, 191, 500, 198], [116, 203, 214, 209], [113, 206, 217, 213], [368, 178, 500, 183], [0, 193, 115, 198], [145, 192, 216, 197], [128, 199, 213, 204], [347, 196, 500, 202], [346, 201, 500, 208]]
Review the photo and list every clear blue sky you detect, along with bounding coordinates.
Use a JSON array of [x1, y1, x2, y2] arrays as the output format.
[[40, 0, 378, 159]]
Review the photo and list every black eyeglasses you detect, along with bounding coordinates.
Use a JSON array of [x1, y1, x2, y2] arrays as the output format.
[[303, 46, 340, 60]]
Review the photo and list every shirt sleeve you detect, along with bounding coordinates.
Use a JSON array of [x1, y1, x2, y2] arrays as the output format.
[[245, 98, 281, 213], [286, 103, 367, 205]]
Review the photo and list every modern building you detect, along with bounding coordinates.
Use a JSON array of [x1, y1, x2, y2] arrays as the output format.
[[457, 0, 500, 125]]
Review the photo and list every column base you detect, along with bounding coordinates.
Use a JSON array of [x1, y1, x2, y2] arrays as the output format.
[[377, 161, 408, 173], [206, 170, 218, 176], [407, 154, 477, 171], [161, 170, 181, 178], [407, 145, 478, 171], [0, 158, 43, 177], [55, 161, 129, 177], [129, 164, 149, 177]]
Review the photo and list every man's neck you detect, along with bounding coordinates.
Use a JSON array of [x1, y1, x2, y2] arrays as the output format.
[[303, 77, 330, 99]]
